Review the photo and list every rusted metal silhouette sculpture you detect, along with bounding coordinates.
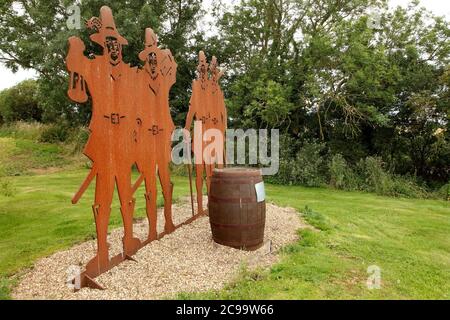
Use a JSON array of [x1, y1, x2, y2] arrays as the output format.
[[67, 7, 142, 289], [66, 6, 205, 291], [185, 52, 227, 215], [133, 28, 177, 240], [209, 56, 227, 166]]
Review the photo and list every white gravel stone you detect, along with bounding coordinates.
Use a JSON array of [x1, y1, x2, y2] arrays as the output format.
[[13, 198, 306, 300]]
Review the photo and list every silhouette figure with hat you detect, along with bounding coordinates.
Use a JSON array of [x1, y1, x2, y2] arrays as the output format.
[[185, 52, 227, 215], [133, 28, 177, 239], [66, 6, 141, 277]]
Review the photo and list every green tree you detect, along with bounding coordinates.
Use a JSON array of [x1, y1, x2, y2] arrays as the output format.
[[211, 0, 449, 186], [0, 79, 42, 123], [0, 0, 204, 125]]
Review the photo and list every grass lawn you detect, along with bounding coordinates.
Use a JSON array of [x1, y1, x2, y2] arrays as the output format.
[[0, 169, 192, 299], [0, 137, 70, 176], [0, 170, 449, 300]]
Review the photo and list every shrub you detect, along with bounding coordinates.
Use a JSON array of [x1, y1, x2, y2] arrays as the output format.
[[329, 154, 346, 189], [359, 157, 391, 195], [275, 150, 430, 198], [438, 183, 450, 201], [272, 142, 328, 187], [329, 154, 360, 190], [67, 127, 90, 154], [0, 121, 47, 140], [39, 123, 71, 143], [388, 176, 428, 198], [291, 143, 328, 187], [0, 80, 42, 123], [356, 157, 428, 198]]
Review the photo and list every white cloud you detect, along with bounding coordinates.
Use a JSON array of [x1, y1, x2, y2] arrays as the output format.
[[390, 0, 450, 17], [0, 65, 37, 90]]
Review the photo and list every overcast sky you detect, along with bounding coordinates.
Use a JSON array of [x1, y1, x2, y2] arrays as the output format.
[[0, 0, 449, 90]]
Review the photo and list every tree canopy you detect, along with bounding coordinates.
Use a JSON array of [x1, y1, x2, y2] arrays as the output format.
[[0, 0, 205, 124], [0, 0, 449, 186], [0, 79, 41, 123], [207, 0, 449, 185]]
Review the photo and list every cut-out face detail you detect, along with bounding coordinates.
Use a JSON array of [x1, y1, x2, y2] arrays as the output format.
[[210, 57, 221, 87], [200, 64, 207, 81], [86, 17, 102, 32], [105, 36, 122, 65], [197, 52, 208, 85], [210, 62, 217, 80], [147, 52, 158, 79]]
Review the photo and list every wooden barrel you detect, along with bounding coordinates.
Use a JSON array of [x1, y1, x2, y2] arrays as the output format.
[[208, 168, 266, 251]]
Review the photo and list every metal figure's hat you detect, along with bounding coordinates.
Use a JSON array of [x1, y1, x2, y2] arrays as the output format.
[[139, 28, 158, 62], [209, 56, 224, 81], [197, 51, 208, 74], [88, 6, 128, 47], [210, 56, 217, 69]]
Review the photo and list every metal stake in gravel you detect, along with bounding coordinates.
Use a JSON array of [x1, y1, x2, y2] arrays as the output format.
[[65, 6, 206, 291]]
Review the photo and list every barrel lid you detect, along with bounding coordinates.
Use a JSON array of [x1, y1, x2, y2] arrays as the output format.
[[213, 167, 262, 178]]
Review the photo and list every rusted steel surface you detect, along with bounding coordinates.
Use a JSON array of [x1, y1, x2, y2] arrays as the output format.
[[185, 52, 228, 215], [209, 168, 266, 251], [134, 27, 177, 239], [66, 6, 204, 290]]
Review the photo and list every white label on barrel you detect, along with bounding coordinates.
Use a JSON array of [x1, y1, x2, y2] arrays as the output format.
[[255, 182, 266, 202]]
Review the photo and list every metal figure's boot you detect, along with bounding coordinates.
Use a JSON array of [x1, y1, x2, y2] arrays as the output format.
[[121, 198, 141, 257], [85, 204, 111, 276]]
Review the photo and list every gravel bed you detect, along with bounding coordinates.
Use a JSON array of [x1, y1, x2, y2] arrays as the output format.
[[13, 198, 305, 300]]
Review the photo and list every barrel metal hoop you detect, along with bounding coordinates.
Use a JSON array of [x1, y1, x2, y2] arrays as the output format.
[[211, 179, 263, 186], [210, 221, 265, 230], [213, 238, 264, 249], [209, 195, 258, 204]]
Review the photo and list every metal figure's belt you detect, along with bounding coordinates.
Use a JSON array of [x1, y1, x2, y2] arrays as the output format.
[[101, 115, 166, 137], [200, 114, 219, 126], [149, 125, 164, 136], [104, 113, 126, 125]]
